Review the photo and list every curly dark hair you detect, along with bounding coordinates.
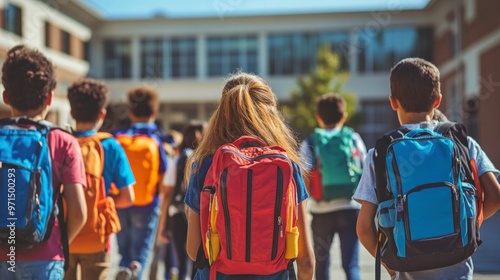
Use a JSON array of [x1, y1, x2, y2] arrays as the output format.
[[316, 94, 346, 126], [1, 45, 56, 111], [127, 86, 159, 118], [68, 79, 109, 123]]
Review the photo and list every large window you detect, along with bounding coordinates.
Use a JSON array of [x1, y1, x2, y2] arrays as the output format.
[[141, 39, 163, 78], [318, 32, 350, 70], [3, 4, 22, 36], [207, 36, 258, 77], [357, 27, 433, 73], [104, 40, 131, 79], [61, 30, 71, 55], [268, 32, 349, 76], [171, 38, 196, 78]]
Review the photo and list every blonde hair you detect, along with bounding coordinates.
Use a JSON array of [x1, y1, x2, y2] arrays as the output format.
[[185, 72, 303, 180]]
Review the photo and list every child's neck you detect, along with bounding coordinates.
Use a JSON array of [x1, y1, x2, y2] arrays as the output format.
[[130, 116, 155, 123], [321, 122, 343, 129], [11, 108, 46, 121], [76, 122, 98, 131], [399, 111, 433, 125]]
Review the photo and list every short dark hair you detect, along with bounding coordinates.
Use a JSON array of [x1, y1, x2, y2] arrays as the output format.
[[1, 45, 56, 111], [127, 86, 159, 118], [67, 79, 108, 122], [390, 58, 440, 113], [316, 94, 346, 126]]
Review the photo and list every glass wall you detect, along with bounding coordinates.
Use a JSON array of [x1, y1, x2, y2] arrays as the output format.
[[104, 39, 132, 79], [207, 35, 258, 77], [141, 38, 163, 79], [268, 31, 349, 76], [357, 27, 433, 73], [170, 38, 197, 78], [2, 4, 22, 36]]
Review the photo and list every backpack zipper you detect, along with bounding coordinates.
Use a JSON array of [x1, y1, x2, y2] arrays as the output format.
[[220, 168, 232, 260], [271, 166, 283, 260], [246, 169, 253, 262]]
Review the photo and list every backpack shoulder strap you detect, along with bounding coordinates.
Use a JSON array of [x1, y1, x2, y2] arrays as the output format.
[[434, 122, 474, 184], [373, 127, 409, 202]]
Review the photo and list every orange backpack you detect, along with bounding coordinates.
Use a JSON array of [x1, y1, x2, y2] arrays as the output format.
[[70, 132, 121, 254], [116, 134, 160, 206]]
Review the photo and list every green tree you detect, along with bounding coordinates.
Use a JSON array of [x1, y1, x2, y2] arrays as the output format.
[[283, 45, 358, 137]]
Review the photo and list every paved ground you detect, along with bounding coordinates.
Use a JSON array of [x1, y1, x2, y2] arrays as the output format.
[[108, 212, 500, 279]]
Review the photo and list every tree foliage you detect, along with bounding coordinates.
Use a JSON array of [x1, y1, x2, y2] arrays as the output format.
[[283, 45, 358, 137]]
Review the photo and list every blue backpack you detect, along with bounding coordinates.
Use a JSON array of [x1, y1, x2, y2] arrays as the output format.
[[0, 118, 66, 250], [373, 122, 481, 278]]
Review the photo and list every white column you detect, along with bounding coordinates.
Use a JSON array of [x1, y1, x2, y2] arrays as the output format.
[[197, 34, 206, 79], [258, 32, 268, 77], [349, 30, 358, 75], [131, 36, 141, 81]]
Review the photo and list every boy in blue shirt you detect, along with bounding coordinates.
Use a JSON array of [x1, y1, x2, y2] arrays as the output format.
[[354, 58, 500, 280], [66, 79, 135, 280]]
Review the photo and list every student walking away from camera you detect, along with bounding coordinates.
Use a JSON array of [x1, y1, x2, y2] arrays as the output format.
[[158, 121, 205, 280], [184, 72, 315, 280], [354, 58, 500, 280], [65, 79, 136, 280], [0, 45, 87, 280], [114, 86, 168, 280], [300, 94, 366, 280]]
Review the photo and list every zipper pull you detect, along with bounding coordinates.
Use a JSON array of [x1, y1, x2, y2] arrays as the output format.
[[278, 216, 283, 238], [397, 195, 404, 221], [35, 194, 41, 222]]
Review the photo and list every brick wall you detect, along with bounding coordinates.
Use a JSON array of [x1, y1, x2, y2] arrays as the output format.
[[462, 0, 500, 50], [434, 31, 453, 66], [478, 43, 500, 166]]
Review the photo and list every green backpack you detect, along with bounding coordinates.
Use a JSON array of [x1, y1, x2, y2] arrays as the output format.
[[309, 127, 362, 200]]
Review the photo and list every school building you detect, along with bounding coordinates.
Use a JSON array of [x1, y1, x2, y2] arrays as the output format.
[[0, 0, 99, 124], [0, 0, 499, 164]]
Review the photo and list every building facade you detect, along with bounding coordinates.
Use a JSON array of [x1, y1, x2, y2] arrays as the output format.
[[89, 6, 436, 146]]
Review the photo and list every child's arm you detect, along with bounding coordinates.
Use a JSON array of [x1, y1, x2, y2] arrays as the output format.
[[112, 185, 135, 208], [186, 208, 202, 261], [357, 201, 396, 276], [157, 185, 174, 244], [63, 183, 87, 243], [296, 201, 315, 280], [357, 201, 378, 257], [480, 171, 500, 218]]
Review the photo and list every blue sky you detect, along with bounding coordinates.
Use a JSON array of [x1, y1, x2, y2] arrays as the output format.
[[84, 0, 430, 19]]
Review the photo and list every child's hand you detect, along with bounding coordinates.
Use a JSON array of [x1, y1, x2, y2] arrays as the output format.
[[157, 232, 169, 245]]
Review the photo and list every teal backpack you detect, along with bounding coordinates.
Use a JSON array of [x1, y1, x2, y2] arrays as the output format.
[[308, 127, 361, 201]]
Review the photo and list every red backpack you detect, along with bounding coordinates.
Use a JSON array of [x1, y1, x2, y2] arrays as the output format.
[[200, 136, 299, 279]]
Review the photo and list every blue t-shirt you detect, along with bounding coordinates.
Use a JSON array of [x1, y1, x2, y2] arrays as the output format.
[[113, 123, 169, 209], [74, 130, 136, 195], [184, 155, 309, 280]]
